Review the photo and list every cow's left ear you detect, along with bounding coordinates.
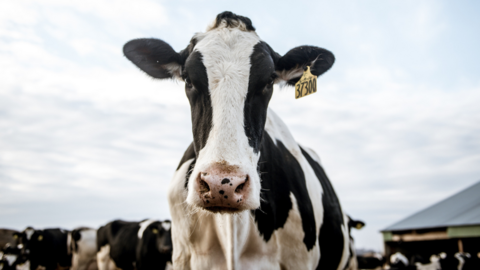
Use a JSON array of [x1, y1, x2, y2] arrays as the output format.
[[123, 38, 188, 80], [275, 46, 335, 86]]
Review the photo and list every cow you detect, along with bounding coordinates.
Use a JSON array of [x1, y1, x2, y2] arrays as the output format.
[[96, 219, 172, 270], [15, 227, 72, 270], [389, 252, 411, 269], [71, 227, 97, 270], [124, 11, 354, 270], [0, 229, 18, 251], [0, 244, 22, 270], [345, 217, 365, 270]]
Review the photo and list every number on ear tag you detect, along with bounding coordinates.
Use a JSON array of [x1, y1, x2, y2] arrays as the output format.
[[294, 66, 317, 99]]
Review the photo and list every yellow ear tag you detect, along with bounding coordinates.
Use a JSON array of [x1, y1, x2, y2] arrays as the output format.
[[13, 235, 18, 239], [356, 224, 364, 229], [38, 235, 43, 241], [294, 66, 317, 99], [152, 228, 159, 234]]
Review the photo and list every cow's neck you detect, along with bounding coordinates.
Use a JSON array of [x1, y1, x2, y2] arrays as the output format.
[[187, 210, 255, 270]]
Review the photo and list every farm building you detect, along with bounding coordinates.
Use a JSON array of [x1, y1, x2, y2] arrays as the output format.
[[381, 180, 480, 259]]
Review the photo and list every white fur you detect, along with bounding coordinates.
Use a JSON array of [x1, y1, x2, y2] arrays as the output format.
[[336, 214, 351, 270], [168, 110, 347, 270], [162, 221, 171, 231], [25, 228, 34, 240], [4, 254, 17, 266], [391, 252, 409, 266], [67, 232, 72, 255], [71, 229, 97, 270], [138, 219, 156, 239], [96, 245, 116, 270], [185, 24, 262, 211]]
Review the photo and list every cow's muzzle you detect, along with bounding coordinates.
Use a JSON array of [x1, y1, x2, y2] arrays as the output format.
[[196, 166, 250, 213]]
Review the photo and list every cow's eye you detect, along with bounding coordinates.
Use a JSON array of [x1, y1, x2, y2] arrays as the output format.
[[185, 77, 193, 88]]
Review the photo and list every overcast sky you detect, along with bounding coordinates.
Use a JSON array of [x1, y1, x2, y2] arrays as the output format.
[[1, 0, 479, 251]]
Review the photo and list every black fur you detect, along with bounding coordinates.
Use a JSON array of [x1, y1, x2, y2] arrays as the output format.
[[23, 228, 71, 270], [301, 147, 345, 270], [243, 42, 277, 153], [213, 11, 255, 31], [276, 46, 335, 86], [70, 227, 90, 253], [97, 220, 172, 270], [183, 51, 212, 155], [123, 38, 185, 79], [136, 221, 172, 270], [254, 133, 317, 250]]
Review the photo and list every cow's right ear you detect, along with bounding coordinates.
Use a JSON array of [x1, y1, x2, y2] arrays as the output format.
[[123, 38, 186, 80]]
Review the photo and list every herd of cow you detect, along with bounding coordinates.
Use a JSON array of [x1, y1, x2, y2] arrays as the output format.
[[0, 219, 173, 270], [2, 224, 479, 270], [2, 10, 479, 270], [355, 251, 480, 270]]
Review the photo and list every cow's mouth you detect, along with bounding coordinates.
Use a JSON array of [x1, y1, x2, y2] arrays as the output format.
[[204, 206, 242, 214]]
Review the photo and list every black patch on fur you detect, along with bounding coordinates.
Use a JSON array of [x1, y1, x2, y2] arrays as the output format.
[[123, 39, 184, 79], [184, 51, 212, 155], [70, 227, 90, 252], [175, 142, 196, 189], [276, 46, 335, 86], [21, 228, 72, 270], [136, 221, 172, 270], [243, 42, 278, 152], [213, 11, 255, 31], [253, 133, 317, 250], [300, 147, 345, 270], [221, 178, 230, 184]]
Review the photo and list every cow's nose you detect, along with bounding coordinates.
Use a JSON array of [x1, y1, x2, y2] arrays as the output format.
[[197, 170, 249, 212]]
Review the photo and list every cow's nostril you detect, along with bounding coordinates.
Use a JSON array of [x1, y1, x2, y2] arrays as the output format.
[[199, 179, 210, 194], [235, 176, 248, 193]]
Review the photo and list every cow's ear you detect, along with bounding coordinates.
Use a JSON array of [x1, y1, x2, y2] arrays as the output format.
[[275, 46, 335, 86], [123, 38, 186, 80], [71, 230, 81, 242]]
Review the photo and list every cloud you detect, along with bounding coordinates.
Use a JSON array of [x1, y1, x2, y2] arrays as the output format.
[[1, 0, 479, 252]]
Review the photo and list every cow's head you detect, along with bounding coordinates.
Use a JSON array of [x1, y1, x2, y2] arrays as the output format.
[[138, 220, 172, 263], [124, 11, 334, 213]]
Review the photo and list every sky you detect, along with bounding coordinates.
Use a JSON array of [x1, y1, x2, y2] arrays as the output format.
[[1, 0, 479, 251]]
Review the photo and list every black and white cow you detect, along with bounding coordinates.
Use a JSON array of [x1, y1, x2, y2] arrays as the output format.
[[124, 11, 353, 269], [0, 229, 18, 251], [15, 227, 72, 270], [71, 227, 97, 270], [96, 219, 172, 270], [389, 252, 410, 269], [345, 217, 365, 270], [0, 244, 22, 270]]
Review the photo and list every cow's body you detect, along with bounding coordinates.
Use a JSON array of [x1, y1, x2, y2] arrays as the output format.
[[96, 219, 172, 270], [16, 228, 72, 270], [124, 11, 354, 270], [169, 110, 350, 270], [0, 229, 18, 251], [71, 227, 97, 270]]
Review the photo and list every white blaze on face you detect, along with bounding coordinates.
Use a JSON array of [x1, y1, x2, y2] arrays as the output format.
[[25, 228, 34, 240], [161, 221, 171, 231], [138, 219, 156, 239], [186, 23, 262, 210]]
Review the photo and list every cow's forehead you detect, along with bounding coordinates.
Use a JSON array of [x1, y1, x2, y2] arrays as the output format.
[[190, 29, 261, 84]]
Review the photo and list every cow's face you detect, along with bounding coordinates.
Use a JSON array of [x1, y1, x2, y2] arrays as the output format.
[[153, 221, 172, 256], [124, 11, 334, 213]]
